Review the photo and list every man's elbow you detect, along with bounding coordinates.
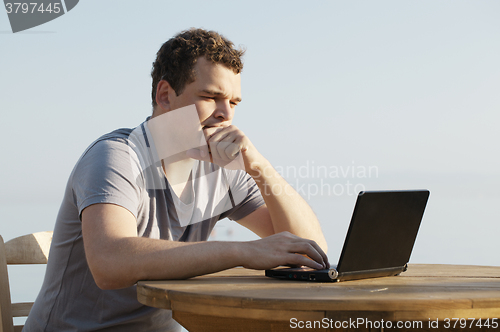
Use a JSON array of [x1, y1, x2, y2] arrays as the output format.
[[94, 277, 119, 291], [96, 280, 132, 291], [87, 254, 137, 290], [91, 266, 136, 290]]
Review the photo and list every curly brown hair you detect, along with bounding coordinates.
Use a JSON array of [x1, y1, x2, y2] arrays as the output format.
[[151, 28, 245, 107]]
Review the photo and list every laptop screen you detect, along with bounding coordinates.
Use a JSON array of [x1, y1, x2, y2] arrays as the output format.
[[336, 190, 429, 273]]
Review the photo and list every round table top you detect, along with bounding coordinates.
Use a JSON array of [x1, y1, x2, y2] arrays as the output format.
[[137, 264, 500, 321]]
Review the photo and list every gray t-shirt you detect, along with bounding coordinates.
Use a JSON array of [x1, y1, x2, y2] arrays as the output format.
[[24, 121, 265, 332]]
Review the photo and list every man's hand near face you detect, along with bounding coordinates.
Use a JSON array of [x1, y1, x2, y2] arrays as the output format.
[[186, 118, 329, 254], [187, 124, 259, 172]]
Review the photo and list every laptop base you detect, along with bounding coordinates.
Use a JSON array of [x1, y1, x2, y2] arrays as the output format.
[[265, 264, 407, 282], [266, 264, 407, 282]]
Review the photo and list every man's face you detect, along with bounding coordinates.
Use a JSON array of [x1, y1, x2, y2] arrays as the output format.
[[167, 57, 242, 138]]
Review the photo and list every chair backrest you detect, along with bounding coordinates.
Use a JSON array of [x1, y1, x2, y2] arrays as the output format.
[[0, 232, 52, 332]]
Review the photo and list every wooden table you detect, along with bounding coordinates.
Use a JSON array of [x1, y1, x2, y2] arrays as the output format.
[[137, 264, 500, 331]]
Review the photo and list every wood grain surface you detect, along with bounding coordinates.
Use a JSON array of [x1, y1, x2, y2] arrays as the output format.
[[137, 264, 500, 331]]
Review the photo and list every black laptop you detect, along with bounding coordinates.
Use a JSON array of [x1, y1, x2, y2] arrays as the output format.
[[265, 190, 430, 282]]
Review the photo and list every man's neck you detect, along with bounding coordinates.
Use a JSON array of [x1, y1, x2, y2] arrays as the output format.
[[161, 158, 196, 204]]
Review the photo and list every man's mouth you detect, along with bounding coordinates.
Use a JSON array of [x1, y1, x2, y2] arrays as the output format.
[[202, 125, 223, 129]]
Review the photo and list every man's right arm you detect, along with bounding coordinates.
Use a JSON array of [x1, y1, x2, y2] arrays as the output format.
[[82, 203, 328, 290]]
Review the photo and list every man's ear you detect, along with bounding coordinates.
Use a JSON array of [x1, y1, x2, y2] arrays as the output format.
[[155, 80, 174, 114]]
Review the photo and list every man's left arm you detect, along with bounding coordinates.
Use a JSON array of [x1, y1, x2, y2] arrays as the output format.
[[205, 125, 328, 252], [238, 165, 328, 253]]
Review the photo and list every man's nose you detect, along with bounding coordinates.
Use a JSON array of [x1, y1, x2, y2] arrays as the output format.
[[213, 100, 234, 121]]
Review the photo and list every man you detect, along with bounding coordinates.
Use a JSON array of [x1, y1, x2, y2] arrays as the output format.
[[24, 28, 328, 331]]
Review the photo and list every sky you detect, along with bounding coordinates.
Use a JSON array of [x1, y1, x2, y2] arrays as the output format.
[[1, 1, 500, 267]]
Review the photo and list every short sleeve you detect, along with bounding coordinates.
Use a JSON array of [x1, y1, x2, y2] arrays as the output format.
[[72, 138, 143, 219], [219, 170, 265, 221]]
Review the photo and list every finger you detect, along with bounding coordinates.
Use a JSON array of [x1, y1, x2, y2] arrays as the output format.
[[215, 141, 233, 162], [207, 126, 233, 142], [203, 126, 226, 140], [274, 232, 329, 268], [287, 253, 324, 270], [224, 141, 241, 159], [290, 242, 326, 269], [210, 132, 238, 164], [208, 127, 245, 156], [219, 141, 242, 163], [287, 233, 329, 268], [308, 240, 330, 268], [208, 140, 223, 165], [186, 146, 210, 162], [220, 132, 245, 160]]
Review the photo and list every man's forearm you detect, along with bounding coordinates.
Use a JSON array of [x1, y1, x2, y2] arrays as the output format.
[[86, 232, 328, 290], [88, 237, 244, 289], [248, 159, 328, 252]]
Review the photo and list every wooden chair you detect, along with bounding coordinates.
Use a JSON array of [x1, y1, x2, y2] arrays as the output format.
[[0, 232, 52, 332]]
